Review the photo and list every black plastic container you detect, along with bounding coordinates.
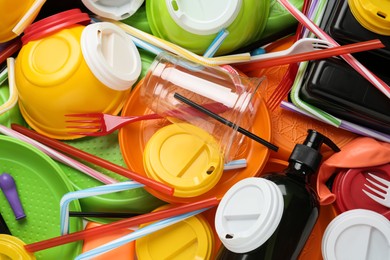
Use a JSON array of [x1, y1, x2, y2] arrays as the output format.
[[299, 58, 390, 134]]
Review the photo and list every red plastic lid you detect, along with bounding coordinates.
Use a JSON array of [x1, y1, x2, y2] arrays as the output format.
[[333, 164, 390, 219], [21, 9, 91, 45]]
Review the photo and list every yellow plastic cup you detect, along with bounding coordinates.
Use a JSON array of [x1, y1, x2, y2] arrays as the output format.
[[15, 10, 142, 139]]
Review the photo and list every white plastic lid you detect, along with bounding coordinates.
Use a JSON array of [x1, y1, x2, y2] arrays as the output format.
[[322, 209, 390, 260], [166, 0, 242, 35], [81, 22, 141, 91], [81, 0, 144, 20], [215, 177, 284, 253]]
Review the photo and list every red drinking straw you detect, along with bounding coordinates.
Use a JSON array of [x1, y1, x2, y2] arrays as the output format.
[[237, 39, 384, 72], [24, 197, 220, 252], [11, 124, 174, 196], [0, 38, 22, 65]]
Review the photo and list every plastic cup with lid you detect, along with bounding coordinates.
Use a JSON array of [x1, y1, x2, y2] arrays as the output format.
[[140, 52, 264, 163], [81, 0, 145, 20], [145, 0, 270, 55], [14, 9, 142, 139]]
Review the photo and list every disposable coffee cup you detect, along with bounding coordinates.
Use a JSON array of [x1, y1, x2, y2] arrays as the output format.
[[141, 52, 264, 163]]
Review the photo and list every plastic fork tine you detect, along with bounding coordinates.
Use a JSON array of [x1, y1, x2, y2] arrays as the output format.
[[362, 189, 386, 205], [362, 173, 390, 208], [364, 183, 386, 198], [367, 173, 390, 187]]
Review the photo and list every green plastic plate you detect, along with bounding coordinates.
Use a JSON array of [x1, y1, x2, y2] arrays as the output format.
[[0, 135, 83, 259]]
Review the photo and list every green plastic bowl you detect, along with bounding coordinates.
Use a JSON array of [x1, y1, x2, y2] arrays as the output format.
[[146, 0, 270, 55]]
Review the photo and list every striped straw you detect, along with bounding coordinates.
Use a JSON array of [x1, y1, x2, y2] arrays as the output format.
[[203, 29, 230, 58], [0, 59, 18, 116], [278, 0, 390, 99], [75, 208, 208, 260], [0, 125, 118, 185], [289, 0, 342, 127], [60, 181, 143, 235]]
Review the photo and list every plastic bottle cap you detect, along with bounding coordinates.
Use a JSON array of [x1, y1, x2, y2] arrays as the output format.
[[215, 177, 284, 253], [81, 0, 144, 20], [21, 9, 91, 45], [143, 123, 224, 198], [322, 209, 390, 260], [348, 0, 390, 36], [136, 209, 214, 259], [165, 0, 242, 35], [81, 22, 141, 91], [0, 234, 36, 259], [333, 164, 390, 219]]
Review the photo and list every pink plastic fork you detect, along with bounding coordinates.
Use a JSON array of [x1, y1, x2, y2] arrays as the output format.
[[65, 113, 162, 136], [66, 102, 230, 136]]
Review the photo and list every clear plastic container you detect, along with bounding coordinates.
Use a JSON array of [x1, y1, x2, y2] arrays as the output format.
[[141, 52, 264, 163]]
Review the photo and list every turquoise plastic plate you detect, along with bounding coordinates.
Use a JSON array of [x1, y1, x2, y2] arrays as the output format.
[[0, 135, 83, 259]]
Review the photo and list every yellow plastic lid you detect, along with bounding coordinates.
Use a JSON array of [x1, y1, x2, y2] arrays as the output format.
[[143, 123, 224, 198], [0, 235, 36, 259], [348, 0, 390, 36], [136, 206, 214, 259]]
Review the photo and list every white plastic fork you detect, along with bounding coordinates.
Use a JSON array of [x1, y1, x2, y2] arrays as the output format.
[[248, 38, 334, 63], [363, 173, 390, 208]]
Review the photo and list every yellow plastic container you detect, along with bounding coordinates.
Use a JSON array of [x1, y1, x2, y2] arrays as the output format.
[[0, 0, 43, 42], [136, 205, 214, 260], [15, 11, 141, 139], [0, 235, 36, 260]]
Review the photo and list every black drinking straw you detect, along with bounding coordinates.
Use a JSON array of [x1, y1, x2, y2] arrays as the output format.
[[173, 93, 279, 152], [69, 211, 138, 218]]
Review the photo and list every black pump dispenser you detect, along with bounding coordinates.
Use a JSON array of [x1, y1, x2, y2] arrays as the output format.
[[289, 129, 341, 173], [216, 129, 340, 260]]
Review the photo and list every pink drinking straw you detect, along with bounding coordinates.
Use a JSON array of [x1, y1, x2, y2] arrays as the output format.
[[11, 124, 174, 196]]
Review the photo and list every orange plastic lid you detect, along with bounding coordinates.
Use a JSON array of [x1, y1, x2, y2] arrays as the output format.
[[119, 78, 272, 203], [82, 221, 135, 260], [246, 36, 357, 163]]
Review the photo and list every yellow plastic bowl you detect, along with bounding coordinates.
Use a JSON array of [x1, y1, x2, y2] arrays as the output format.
[[15, 24, 131, 139]]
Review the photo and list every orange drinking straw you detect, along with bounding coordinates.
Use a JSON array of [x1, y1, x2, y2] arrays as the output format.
[[24, 197, 220, 252], [11, 124, 174, 196], [237, 39, 384, 72]]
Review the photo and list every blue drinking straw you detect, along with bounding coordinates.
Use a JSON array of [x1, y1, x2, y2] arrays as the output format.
[[60, 181, 144, 235], [75, 208, 208, 260]]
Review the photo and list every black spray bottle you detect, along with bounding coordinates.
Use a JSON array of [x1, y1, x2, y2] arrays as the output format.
[[216, 129, 340, 260]]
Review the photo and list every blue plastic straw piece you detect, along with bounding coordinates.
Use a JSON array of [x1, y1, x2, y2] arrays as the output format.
[[129, 35, 164, 56], [60, 181, 144, 235], [203, 29, 229, 58], [224, 159, 247, 170], [75, 208, 208, 260]]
